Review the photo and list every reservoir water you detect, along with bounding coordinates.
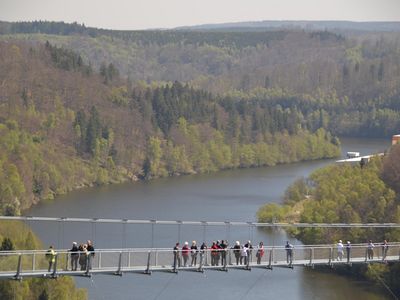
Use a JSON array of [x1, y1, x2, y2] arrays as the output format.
[[27, 137, 391, 299]]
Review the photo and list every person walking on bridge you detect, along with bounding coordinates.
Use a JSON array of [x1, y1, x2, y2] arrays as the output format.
[[337, 240, 344, 261], [46, 245, 57, 272]]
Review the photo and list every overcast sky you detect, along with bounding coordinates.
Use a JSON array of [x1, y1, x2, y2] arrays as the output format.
[[1, 0, 400, 30]]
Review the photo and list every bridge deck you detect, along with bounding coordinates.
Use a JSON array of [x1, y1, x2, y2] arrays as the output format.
[[1, 244, 399, 279]]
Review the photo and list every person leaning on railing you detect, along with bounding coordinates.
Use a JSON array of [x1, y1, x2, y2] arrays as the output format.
[[46, 245, 57, 272], [233, 241, 241, 265], [367, 240, 375, 260], [86, 240, 95, 270], [285, 241, 294, 264], [69, 242, 79, 271]]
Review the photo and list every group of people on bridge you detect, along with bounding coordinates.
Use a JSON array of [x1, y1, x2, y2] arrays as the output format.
[[172, 240, 294, 268], [46, 240, 95, 272], [335, 239, 389, 263]]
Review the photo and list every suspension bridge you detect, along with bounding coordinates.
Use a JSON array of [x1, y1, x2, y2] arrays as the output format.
[[1, 216, 400, 280], [1, 243, 399, 280]]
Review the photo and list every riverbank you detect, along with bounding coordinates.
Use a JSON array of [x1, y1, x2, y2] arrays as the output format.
[[257, 145, 400, 297]]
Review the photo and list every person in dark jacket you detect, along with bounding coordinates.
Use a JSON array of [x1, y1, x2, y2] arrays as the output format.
[[86, 240, 95, 270], [200, 242, 207, 266], [220, 240, 228, 266], [69, 242, 79, 271], [173, 242, 181, 269], [285, 241, 294, 265], [345, 241, 351, 263], [233, 241, 241, 265]]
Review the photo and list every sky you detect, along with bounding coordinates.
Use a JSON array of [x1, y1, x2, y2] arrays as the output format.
[[1, 0, 400, 30]]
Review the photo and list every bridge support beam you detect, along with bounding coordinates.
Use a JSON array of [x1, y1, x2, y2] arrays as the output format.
[[267, 248, 273, 270], [51, 255, 58, 278], [198, 253, 204, 273], [144, 251, 152, 275], [115, 252, 123, 276], [14, 254, 22, 281]]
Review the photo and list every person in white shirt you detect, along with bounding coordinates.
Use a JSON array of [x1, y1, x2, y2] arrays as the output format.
[[337, 240, 344, 261], [367, 240, 375, 260]]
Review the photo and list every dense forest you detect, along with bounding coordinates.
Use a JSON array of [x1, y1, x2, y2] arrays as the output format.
[[0, 40, 340, 215], [1, 21, 400, 138], [257, 145, 400, 295], [0, 220, 86, 299]]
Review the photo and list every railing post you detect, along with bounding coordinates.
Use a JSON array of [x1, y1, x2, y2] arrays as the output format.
[[52, 254, 58, 278], [289, 248, 294, 269], [198, 252, 204, 273], [32, 253, 36, 272], [15, 254, 22, 280], [268, 249, 273, 270], [144, 251, 151, 275], [65, 253, 69, 271], [329, 247, 333, 267], [115, 251, 123, 276], [173, 249, 178, 273], [85, 254, 91, 277], [246, 251, 251, 271], [309, 248, 313, 267], [222, 249, 228, 272], [98, 252, 102, 269], [127, 252, 131, 268]]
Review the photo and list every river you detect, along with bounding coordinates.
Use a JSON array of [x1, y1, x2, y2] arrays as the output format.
[[26, 137, 391, 299]]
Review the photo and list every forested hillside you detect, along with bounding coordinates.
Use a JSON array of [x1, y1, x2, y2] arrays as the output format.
[[1, 21, 400, 137], [258, 145, 400, 296], [0, 40, 339, 214]]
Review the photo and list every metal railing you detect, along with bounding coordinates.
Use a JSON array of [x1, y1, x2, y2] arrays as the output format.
[[1, 215, 400, 228], [1, 243, 399, 279]]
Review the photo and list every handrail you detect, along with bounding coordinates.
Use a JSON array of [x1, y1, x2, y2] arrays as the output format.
[[1, 215, 400, 228], [1, 243, 399, 255], [1, 244, 398, 280]]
